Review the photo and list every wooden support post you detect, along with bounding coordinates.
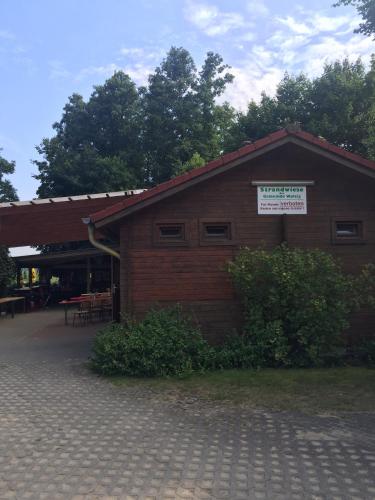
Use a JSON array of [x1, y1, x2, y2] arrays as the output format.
[[86, 257, 92, 293], [110, 256, 114, 321], [28, 267, 32, 288], [112, 257, 121, 323]]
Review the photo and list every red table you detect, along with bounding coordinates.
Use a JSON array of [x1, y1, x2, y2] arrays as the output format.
[[59, 297, 91, 325]]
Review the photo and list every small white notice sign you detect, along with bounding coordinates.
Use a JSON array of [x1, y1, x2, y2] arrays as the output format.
[[257, 186, 307, 214]]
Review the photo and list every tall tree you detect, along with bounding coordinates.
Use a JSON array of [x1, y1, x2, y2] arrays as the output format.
[[142, 47, 234, 183], [334, 0, 375, 38], [0, 149, 18, 202], [225, 58, 375, 160], [194, 52, 234, 160], [35, 49, 235, 195], [0, 150, 17, 296], [0, 245, 15, 296], [34, 72, 144, 198], [308, 59, 370, 154]]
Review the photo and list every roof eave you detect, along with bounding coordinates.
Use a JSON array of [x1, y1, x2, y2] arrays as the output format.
[[92, 134, 375, 229], [93, 136, 292, 229]]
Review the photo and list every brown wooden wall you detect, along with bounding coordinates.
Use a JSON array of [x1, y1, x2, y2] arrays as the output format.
[[119, 143, 375, 343]]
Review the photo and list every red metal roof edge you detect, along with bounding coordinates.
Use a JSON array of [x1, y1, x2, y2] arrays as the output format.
[[90, 128, 375, 225]]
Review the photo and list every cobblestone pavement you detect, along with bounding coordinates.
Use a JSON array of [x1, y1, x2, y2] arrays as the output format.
[[0, 311, 375, 499]]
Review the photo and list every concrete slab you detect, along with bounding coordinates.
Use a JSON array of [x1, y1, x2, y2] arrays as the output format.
[[0, 308, 99, 362]]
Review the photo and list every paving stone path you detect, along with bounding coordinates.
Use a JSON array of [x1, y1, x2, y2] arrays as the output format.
[[0, 310, 375, 499]]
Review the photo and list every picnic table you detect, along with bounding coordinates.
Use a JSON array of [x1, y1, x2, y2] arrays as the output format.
[[0, 296, 26, 318]]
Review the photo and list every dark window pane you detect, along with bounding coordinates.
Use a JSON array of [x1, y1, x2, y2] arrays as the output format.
[[159, 225, 183, 239], [204, 224, 230, 238], [336, 222, 360, 237]]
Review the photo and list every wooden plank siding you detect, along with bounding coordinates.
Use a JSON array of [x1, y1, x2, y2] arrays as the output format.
[[119, 143, 375, 342]]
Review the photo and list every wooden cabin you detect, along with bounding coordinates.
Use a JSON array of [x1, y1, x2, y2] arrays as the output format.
[[89, 128, 375, 343]]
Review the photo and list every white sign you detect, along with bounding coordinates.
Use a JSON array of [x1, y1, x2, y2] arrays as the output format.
[[257, 186, 307, 214]]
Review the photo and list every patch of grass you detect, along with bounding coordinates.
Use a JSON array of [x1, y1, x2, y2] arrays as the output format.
[[110, 367, 375, 413]]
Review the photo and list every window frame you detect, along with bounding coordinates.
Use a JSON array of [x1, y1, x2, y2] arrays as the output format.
[[331, 218, 365, 245], [153, 219, 189, 247], [199, 218, 237, 246]]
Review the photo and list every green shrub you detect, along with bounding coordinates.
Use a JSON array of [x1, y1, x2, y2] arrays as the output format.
[[348, 339, 375, 367], [228, 245, 375, 368], [90, 305, 212, 377], [213, 333, 260, 369], [0, 246, 15, 297]]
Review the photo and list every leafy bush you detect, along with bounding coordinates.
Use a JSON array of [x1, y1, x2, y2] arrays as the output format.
[[90, 305, 212, 377], [213, 333, 260, 370], [347, 339, 375, 367], [228, 245, 375, 368], [0, 246, 15, 297]]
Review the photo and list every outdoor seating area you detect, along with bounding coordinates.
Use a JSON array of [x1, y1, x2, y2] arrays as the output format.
[[0, 296, 26, 319], [59, 292, 112, 326]]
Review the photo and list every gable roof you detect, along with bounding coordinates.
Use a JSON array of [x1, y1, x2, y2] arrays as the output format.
[[90, 127, 375, 228]]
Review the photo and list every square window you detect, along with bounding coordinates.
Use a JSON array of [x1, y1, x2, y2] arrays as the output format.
[[331, 219, 364, 244], [200, 220, 236, 245], [204, 224, 231, 239], [153, 221, 188, 246], [159, 225, 184, 239]]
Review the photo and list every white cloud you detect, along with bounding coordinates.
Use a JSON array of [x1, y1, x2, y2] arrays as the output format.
[[312, 13, 352, 32], [247, 0, 269, 17], [120, 47, 145, 57], [124, 63, 153, 86], [236, 31, 256, 43], [267, 12, 374, 76], [76, 63, 120, 81], [119, 46, 165, 62], [220, 44, 283, 109], [298, 34, 374, 76], [277, 16, 312, 35], [222, 62, 283, 110], [184, 0, 246, 36], [49, 60, 71, 80], [74, 6, 374, 113], [276, 11, 355, 38], [219, 8, 374, 110], [76, 61, 152, 86]]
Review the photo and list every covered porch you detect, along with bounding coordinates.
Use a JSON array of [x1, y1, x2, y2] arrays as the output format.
[[0, 190, 136, 323]]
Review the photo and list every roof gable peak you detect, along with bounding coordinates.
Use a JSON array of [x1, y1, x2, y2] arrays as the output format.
[[90, 128, 375, 228]]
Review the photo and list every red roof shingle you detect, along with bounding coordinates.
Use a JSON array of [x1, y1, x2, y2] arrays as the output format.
[[90, 128, 375, 226]]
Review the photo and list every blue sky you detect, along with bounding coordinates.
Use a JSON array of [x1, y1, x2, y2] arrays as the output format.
[[0, 0, 372, 202]]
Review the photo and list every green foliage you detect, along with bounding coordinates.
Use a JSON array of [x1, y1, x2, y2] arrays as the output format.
[[0, 150, 18, 294], [360, 340, 375, 365], [173, 152, 206, 177], [227, 245, 375, 367], [213, 333, 261, 370], [0, 246, 15, 297], [34, 47, 234, 197], [90, 306, 212, 377], [142, 47, 234, 183], [0, 149, 18, 202], [348, 338, 375, 366], [334, 0, 375, 38], [34, 73, 144, 198], [34, 45, 375, 199], [225, 58, 375, 160]]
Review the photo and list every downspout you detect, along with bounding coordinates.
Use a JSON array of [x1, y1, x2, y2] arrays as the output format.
[[82, 218, 121, 322], [81, 218, 120, 260]]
